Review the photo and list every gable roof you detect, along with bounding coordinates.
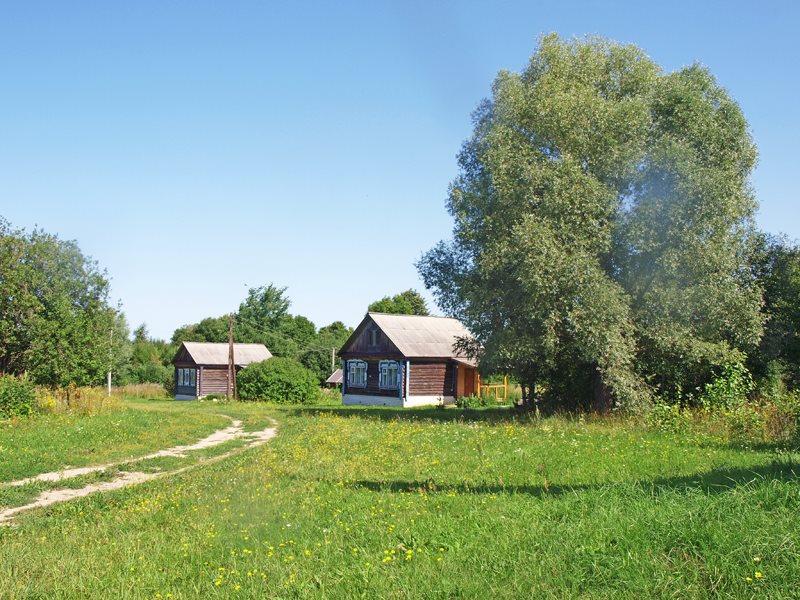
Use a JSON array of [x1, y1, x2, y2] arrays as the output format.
[[326, 368, 343, 384], [177, 342, 272, 367], [341, 313, 477, 366]]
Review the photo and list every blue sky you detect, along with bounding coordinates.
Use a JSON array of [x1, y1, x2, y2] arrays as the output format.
[[1, 1, 798, 339]]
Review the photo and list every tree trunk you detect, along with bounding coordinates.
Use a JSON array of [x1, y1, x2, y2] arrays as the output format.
[[591, 370, 613, 413]]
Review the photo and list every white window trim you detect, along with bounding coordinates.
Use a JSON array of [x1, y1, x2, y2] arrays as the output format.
[[178, 368, 196, 388], [379, 360, 400, 390], [348, 360, 368, 388]]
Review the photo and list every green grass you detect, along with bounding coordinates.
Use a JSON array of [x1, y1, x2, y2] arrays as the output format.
[[0, 402, 798, 598], [0, 398, 276, 483]]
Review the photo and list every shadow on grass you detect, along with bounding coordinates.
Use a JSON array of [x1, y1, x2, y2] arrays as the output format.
[[339, 461, 799, 499], [287, 405, 533, 424]]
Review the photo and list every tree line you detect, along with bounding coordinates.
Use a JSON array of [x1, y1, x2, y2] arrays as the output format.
[[0, 217, 430, 389]]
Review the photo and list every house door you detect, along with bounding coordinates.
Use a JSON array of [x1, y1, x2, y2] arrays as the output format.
[[456, 365, 475, 396], [464, 368, 476, 396]]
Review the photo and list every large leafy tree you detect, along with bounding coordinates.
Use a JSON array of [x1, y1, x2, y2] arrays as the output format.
[[130, 324, 175, 384], [299, 320, 354, 383], [418, 35, 763, 409], [169, 284, 346, 374], [368, 289, 429, 315], [0, 218, 131, 386], [171, 315, 229, 344], [748, 235, 800, 389]]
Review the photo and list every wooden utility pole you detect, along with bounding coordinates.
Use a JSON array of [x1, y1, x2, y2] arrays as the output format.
[[227, 314, 234, 402], [107, 328, 113, 397], [331, 347, 335, 376]]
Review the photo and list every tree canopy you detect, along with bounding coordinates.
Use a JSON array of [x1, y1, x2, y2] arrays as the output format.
[[368, 289, 429, 316], [418, 34, 763, 410], [170, 284, 352, 383], [748, 234, 800, 389], [0, 217, 130, 387]]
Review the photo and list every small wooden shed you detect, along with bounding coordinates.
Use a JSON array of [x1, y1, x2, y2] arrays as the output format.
[[337, 313, 478, 407], [325, 368, 343, 387], [172, 342, 272, 400]]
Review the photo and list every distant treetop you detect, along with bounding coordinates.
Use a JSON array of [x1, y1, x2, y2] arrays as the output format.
[[368, 289, 429, 316]]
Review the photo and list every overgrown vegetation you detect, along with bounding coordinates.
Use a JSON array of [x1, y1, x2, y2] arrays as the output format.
[[0, 375, 36, 418], [0, 218, 130, 387], [418, 34, 767, 411], [35, 385, 118, 416], [238, 357, 319, 403], [111, 383, 169, 400]]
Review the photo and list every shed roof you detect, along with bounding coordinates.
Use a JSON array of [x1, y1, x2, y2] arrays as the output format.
[[343, 313, 477, 366], [326, 368, 343, 384], [179, 342, 272, 367]]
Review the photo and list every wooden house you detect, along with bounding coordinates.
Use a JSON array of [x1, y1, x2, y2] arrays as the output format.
[[337, 313, 478, 407], [172, 342, 272, 400]]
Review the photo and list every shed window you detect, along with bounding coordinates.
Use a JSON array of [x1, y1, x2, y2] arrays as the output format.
[[178, 368, 196, 388], [348, 360, 367, 388], [379, 360, 400, 390]]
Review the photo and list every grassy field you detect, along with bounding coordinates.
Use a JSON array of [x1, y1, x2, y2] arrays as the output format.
[[1, 399, 798, 598]]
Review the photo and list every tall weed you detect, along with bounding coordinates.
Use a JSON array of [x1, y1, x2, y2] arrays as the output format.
[[36, 385, 118, 416], [111, 383, 168, 399], [0, 375, 36, 418]]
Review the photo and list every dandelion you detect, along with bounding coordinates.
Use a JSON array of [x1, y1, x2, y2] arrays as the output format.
[[755, 572, 763, 579]]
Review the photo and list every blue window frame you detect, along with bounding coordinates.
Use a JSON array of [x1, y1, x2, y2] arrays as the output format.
[[348, 360, 367, 388], [379, 360, 400, 390]]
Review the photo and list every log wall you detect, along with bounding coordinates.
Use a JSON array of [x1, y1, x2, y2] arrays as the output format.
[[201, 366, 230, 396], [409, 361, 454, 397], [344, 359, 403, 398]]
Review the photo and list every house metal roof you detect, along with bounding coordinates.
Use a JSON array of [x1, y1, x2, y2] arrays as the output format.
[[181, 342, 272, 367], [365, 312, 477, 366]]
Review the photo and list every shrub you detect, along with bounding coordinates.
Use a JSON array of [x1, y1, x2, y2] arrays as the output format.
[[237, 357, 320, 403], [645, 400, 692, 433], [318, 387, 342, 405], [763, 391, 800, 446], [163, 369, 175, 396], [723, 402, 766, 444], [699, 362, 754, 410], [455, 394, 484, 409], [129, 363, 172, 385], [505, 384, 522, 405], [0, 375, 36, 418]]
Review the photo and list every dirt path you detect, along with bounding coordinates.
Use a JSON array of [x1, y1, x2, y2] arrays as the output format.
[[4, 416, 249, 488], [0, 416, 277, 526]]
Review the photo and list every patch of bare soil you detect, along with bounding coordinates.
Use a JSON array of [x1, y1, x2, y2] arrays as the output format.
[[0, 417, 276, 526]]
